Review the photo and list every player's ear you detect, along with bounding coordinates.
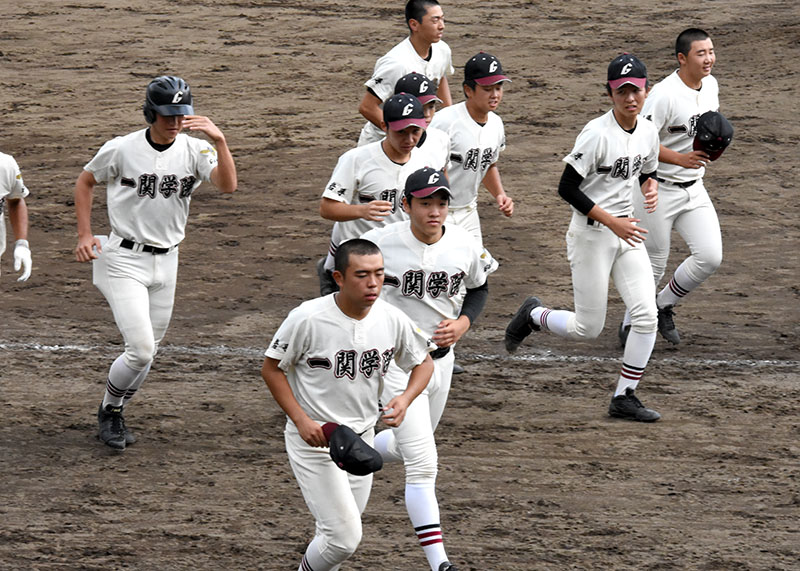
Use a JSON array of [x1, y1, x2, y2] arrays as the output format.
[[380, 121, 388, 133], [402, 196, 411, 213], [676, 52, 687, 66], [332, 269, 345, 288]]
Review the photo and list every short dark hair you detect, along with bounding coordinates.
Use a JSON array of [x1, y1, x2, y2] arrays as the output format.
[[405, 0, 439, 29], [462, 78, 477, 91], [676, 28, 710, 57], [334, 239, 382, 274]]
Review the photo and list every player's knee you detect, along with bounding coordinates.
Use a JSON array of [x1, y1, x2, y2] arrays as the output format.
[[401, 442, 438, 483], [695, 249, 723, 278], [573, 319, 604, 340], [326, 520, 362, 561], [629, 300, 657, 333], [124, 340, 156, 370]]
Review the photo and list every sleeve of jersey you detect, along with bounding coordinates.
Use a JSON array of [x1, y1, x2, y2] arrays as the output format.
[[84, 139, 119, 183], [392, 311, 433, 373], [5, 158, 29, 199], [464, 244, 499, 289], [321, 151, 357, 203], [496, 119, 506, 155], [264, 306, 309, 371], [194, 139, 219, 182], [643, 126, 660, 173], [558, 164, 594, 215], [562, 126, 602, 179], [443, 43, 455, 76], [642, 88, 670, 133], [364, 55, 400, 103]]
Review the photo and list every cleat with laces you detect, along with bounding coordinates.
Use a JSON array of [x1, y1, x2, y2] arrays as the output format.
[[608, 388, 661, 422], [438, 562, 459, 571], [504, 297, 541, 353], [657, 305, 681, 345], [98, 404, 127, 450]]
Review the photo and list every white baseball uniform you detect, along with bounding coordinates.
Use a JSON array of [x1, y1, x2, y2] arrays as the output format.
[[322, 137, 448, 272], [265, 294, 430, 570], [0, 152, 29, 260], [429, 101, 506, 245], [358, 37, 454, 146], [362, 220, 497, 566], [86, 128, 218, 403], [635, 70, 722, 302]]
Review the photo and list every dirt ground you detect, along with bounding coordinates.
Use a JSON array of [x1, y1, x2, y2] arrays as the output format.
[[1, 1, 798, 569]]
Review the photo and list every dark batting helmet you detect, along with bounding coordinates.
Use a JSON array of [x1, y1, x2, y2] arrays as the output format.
[[143, 76, 194, 124]]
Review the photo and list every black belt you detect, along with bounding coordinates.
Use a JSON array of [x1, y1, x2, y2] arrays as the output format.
[[656, 177, 697, 189], [120, 238, 173, 255], [430, 346, 451, 360], [588, 215, 628, 226]]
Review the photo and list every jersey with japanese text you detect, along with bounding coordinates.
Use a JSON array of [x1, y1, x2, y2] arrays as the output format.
[[84, 129, 217, 247], [265, 295, 430, 434]]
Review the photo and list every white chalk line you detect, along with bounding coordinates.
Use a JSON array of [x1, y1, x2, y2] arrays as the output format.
[[1, 341, 797, 369]]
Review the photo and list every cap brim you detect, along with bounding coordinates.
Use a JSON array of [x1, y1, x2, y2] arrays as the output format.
[[474, 75, 511, 86], [154, 104, 194, 116], [608, 77, 646, 90], [693, 138, 726, 161], [407, 185, 451, 199], [387, 117, 428, 131], [417, 94, 443, 105]]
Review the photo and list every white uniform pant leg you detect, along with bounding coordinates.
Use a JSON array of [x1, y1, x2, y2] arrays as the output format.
[[564, 217, 616, 340], [445, 202, 482, 248], [610, 240, 658, 335], [671, 181, 723, 285], [286, 424, 372, 570], [323, 222, 344, 273], [93, 239, 178, 370], [0, 212, 6, 262]]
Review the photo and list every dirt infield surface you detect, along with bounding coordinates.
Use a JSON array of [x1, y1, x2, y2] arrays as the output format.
[[1, 1, 798, 569]]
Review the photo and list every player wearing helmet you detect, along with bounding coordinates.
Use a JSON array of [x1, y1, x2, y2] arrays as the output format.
[[74, 75, 237, 451]]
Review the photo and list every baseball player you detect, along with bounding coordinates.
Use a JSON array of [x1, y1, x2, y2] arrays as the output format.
[[0, 150, 32, 282], [429, 52, 514, 247], [505, 54, 662, 422], [619, 28, 724, 346], [363, 168, 497, 571], [74, 76, 237, 450], [316, 73, 451, 298], [262, 238, 434, 571], [357, 0, 454, 146], [318, 93, 446, 286]]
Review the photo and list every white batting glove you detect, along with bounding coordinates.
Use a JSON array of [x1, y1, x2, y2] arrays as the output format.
[[14, 239, 32, 281]]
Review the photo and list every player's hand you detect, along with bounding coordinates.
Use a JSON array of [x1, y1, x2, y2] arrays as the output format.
[[75, 234, 102, 262], [678, 150, 710, 169], [361, 200, 394, 222], [496, 193, 514, 217], [432, 316, 470, 348], [13, 240, 32, 281], [608, 217, 648, 246], [381, 395, 412, 427], [296, 416, 328, 448], [183, 115, 225, 144], [640, 178, 658, 213]]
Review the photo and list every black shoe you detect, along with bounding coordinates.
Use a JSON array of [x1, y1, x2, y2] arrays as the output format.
[[608, 388, 661, 422], [438, 562, 459, 571], [657, 305, 680, 345], [124, 424, 137, 446], [618, 322, 631, 348], [504, 296, 541, 353], [98, 404, 126, 450], [452, 363, 465, 375], [316, 257, 339, 296]]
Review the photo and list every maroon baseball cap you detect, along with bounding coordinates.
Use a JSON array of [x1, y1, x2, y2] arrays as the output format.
[[395, 72, 442, 105], [464, 52, 511, 86], [383, 93, 428, 131], [404, 167, 451, 200], [607, 53, 647, 90]]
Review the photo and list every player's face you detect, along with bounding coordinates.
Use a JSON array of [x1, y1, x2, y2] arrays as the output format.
[[681, 38, 715, 80], [465, 83, 504, 115], [150, 113, 185, 144], [423, 101, 437, 125], [335, 253, 385, 311], [386, 126, 425, 156], [412, 5, 445, 44], [404, 191, 448, 243], [609, 84, 646, 129]]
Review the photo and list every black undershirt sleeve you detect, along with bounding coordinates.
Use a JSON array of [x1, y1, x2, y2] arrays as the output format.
[[638, 170, 658, 186], [557, 164, 594, 215], [459, 281, 489, 324]]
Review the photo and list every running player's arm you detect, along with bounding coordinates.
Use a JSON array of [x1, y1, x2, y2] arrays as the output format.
[[382, 354, 433, 427], [6, 197, 28, 242], [358, 89, 385, 131], [74, 170, 102, 262], [657, 143, 709, 169], [261, 357, 327, 448], [482, 163, 514, 217], [436, 76, 452, 107], [320, 197, 394, 222], [183, 115, 237, 193]]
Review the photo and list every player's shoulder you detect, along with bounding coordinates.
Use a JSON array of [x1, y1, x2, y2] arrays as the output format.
[[363, 220, 410, 244], [288, 295, 337, 321], [430, 102, 463, 125], [702, 74, 719, 91], [0, 150, 16, 168]]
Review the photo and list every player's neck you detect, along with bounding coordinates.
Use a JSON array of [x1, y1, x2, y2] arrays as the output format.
[[409, 34, 432, 60], [677, 68, 703, 90], [465, 100, 489, 124], [612, 110, 638, 132], [410, 222, 444, 245], [381, 139, 412, 164], [333, 293, 372, 321]]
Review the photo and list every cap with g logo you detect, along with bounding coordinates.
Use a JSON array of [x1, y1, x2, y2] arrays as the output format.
[[607, 54, 647, 89], [464, 52, 511, 86], [404, 167, 452, 200], [394, 72, 442, 105], [383, 93, 428, 131]]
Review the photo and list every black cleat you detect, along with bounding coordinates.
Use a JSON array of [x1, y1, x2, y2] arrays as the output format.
[[316, 257, 339, 296], [452, 363, 465, 375], [657, 305, 681, 345], [618, 322, 631, 348], [608, 388, 661, 422], [438, 563, 459, 571], [98, 404, 127, 450], [504, 297, 541, 353]]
